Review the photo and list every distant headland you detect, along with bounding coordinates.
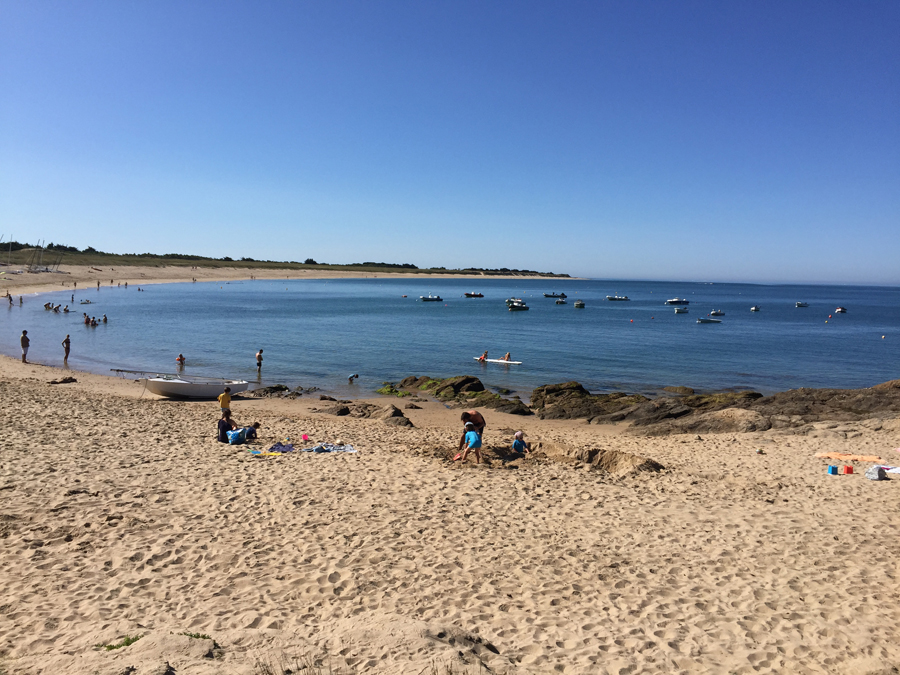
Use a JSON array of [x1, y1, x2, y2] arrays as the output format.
[[0, 241, 570, 278]]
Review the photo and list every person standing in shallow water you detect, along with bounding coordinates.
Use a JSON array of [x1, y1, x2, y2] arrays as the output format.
[[20, 330, 30, 363], [256, 349, 263, 372], [62, 335, 70, 363]]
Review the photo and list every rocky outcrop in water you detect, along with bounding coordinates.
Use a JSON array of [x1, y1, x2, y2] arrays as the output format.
[[396, 375, 532, 415]]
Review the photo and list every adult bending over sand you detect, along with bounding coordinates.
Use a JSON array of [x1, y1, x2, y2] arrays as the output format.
[[457, 410, 486, 453]]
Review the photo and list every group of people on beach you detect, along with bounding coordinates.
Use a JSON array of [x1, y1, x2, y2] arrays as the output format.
[[216, 386, 261, 444], [454, 410, 528, 464]]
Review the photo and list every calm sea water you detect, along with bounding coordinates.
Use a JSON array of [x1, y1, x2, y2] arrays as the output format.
[[3, 278, 899, 399]]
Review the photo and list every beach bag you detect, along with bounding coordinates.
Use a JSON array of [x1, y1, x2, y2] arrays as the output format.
[[227, 428, 248, 445], [865, 466, 887, 481]]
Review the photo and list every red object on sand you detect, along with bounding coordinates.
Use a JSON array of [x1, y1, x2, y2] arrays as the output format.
[[842, 465, 854, 474]]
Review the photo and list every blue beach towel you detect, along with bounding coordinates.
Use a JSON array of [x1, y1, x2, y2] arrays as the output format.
[[266, 442, 295, 453]]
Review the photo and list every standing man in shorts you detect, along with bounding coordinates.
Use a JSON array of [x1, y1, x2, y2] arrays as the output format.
[[218, 386, 232, 416], [256, 348, 263, 373], [20, 330, 30, 363], [62, 335, 71, 363], [457, 410, 486, 454]]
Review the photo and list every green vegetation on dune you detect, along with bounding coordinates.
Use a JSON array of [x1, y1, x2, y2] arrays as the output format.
[[1, 241, 570, 277]]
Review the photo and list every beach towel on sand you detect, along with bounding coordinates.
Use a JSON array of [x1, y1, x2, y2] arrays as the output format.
[[301, 443, 357, 453], [264, 442, 295, 453]]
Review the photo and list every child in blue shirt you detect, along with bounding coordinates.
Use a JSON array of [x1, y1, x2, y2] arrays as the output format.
[[460, 422, 482, 464], [512, 431, 528, 455]]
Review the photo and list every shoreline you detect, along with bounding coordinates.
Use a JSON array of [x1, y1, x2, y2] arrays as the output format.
[[1, 264, 584, 297]]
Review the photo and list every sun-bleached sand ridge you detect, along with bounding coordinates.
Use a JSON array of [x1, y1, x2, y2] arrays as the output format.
[[1, 356, 899, 674]]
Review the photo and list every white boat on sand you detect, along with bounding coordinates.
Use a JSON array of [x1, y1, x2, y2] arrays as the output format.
[[111, 370, 250, 398], [143, 375, 250, 398]]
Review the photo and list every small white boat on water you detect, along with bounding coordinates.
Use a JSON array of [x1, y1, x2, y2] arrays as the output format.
[[574, 300, 585, 308], [666, 298, 690, 305], [709, 309, 725, 316], [508, 301, 529, 311], [555, 298, 567, 305], [674, 307, 689, 314], [795, 302, 809, 308], [420, 294, 443, 302], [835, 306, 847, 313], [751, 305, 761, 312], [543, 292, 567, 298], [132, 373, 249, 399], [697, 317, 722, 324], [606, 295, 630, 301], [474, 357, 523, 365]]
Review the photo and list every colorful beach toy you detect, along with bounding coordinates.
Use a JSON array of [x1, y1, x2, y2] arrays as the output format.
[[827, 465, 839, 475], [842, 465, 854, 475]]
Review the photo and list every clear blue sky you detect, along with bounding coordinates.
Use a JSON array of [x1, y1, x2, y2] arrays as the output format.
[[1, 1, 898, 283]]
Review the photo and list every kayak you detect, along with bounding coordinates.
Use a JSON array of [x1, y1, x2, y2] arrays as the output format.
[[474, 357, 523, 365]]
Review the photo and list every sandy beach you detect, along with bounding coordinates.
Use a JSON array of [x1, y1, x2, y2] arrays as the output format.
[[2, 348, 899, 674], [1, 264, 564, 297]]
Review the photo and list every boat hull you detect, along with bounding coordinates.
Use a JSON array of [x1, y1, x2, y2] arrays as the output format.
[[142, 378, 250, 399]]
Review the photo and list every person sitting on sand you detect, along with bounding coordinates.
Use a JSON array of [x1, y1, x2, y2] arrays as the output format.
[[217, 412, 237, 443], [243, 421, 261, 441], [218, 387, 232, 415], [478, 350, 488, 362], [457, 410, 486, 454], [511, 431, 529, 455], [458, 422, 482, 464]]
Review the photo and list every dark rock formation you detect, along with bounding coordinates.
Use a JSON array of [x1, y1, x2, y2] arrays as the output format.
[[530, 382, 648, 420], [396, 375, 533, 416], [663, 386, 694, 395]]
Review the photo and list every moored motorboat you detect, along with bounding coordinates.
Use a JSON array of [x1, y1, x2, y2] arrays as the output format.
[[543, 292, 567, 298], [751, 305, 761, 312], [573, 300, 585, 308], [508, 301, 529, 311], [464, 292, 484, 298], [420, 294, 443, 302], [606, 295, 630, 301], [133, 374, 250, 399], [674, 307, 689, 313], [697, 317, 722, 324], [505, 297, 524, 305], [795, 302, 809, 308], [835, 306, 847, 313], [666, 298, 689, 305], [555, 299, 567, 305], [709, 309, 725, 316]]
